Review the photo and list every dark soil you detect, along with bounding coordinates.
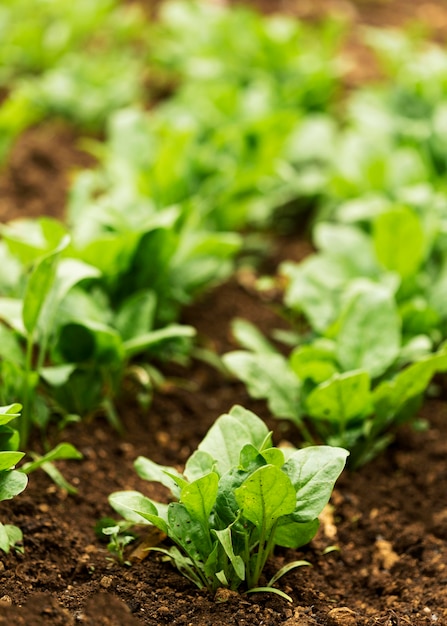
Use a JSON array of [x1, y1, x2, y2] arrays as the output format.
[[1, 1, 447, 625]]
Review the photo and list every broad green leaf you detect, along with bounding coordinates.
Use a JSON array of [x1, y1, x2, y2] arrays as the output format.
[[0, 523, 23, 554], [336, 282, 401, 378], [109, 490, 167, 532], [373, 350, 447, 420], [58, 321, 123, 364], [115, 291, 157, 341], [273, 517, 319, 549], [198, 405, 270, 476], [0, 469, 28, 501], [22, 235, 70, 335], [282, 446, 348, 521], [0, 451, 25, 471], [373, 206, 425, 279], [168, 502, 212, 561], [261, 448, 285, 468], [223, 352, 300, 421], [184, 450, 216, 482], [181, 472, 219, 526], [282, 257, 349, 332], [239, 444, 267, 472], [314, 222, 377, 275], [289, 342, 338, 384], [305, 371, 371, 423], [235, 465, 296, 533], [37, 258, 101, 334]]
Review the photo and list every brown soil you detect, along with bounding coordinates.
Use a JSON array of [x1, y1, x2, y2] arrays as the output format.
[[1, 1, 447, 625]]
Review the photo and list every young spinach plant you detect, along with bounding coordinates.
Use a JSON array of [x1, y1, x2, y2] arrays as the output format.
[[0, 404, 28, 553], [109, 405, 348, 599]]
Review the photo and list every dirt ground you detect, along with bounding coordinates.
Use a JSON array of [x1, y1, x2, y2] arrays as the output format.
[[1, 1, 447, 625]]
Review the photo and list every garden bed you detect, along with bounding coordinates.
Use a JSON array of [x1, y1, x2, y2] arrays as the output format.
[[1, 1, 447, 625]]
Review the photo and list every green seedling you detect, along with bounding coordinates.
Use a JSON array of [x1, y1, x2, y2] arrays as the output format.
[[109, 406, 348, 599], [98, 520, 136, 566], [0, 403, 28, 553]]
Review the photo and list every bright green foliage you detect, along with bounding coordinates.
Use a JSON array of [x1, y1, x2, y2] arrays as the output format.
[[224, 319, 447, 468], [0, 0, 148, 163], [0, 223, 197, 440], [109, 406, 348, 595], [0, 404, 27, 554]]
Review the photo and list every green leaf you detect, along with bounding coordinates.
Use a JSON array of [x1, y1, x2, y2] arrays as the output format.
[[214, 527, 245, 580], [20, 443, 82, 474], [235, 465, 296, 533], [0, 469, 28, 502], [336, 281, 401, 378], [115, 291, 157, 341], [181, 473, 219, 526], [305, 371, 372, 423], [22, 236, 70, 336], [273, 517, 319, 549], [260, 448, 285, 468], [0, 451, 25, 471], [282, 446, 348, 521], [373, 350, 447, 421], [58, 321, 123, 364], [0, 523, 23, 554], [231, 318, 278, 354], [223, 352, 300, 420], [184, 450, 216, 482], [123, 325, 195, 359], [198, 405, 270, 476], [0, 404, 22, 426], [168, 502, 212, 562], [289, 341, 338, 384], [373, 206, 425, 279], [134, 456, 184, 497], [282, 257, 350, 333], [109, 490, 168, 532]]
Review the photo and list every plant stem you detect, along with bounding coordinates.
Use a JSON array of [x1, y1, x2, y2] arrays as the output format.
[[20, 334, 34, 447]]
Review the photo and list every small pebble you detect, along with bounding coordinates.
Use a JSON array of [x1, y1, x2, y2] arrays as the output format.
[[100, 575, 113, 589]]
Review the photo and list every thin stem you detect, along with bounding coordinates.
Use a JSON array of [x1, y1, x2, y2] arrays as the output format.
[[21, 333, 34, 447]]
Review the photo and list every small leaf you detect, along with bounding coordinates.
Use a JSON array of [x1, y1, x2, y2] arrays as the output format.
[[223, 352, 300, 421], [305, 371, 372, 423], [373, 206, 425, 279], [0, 470, 28, 502], [214, 527, 245, 581], [181, 472, 219, 526], [198, 405, 270, 476], [109, 491, 168, 532], [134, 456, 184, 497], [0, 451, 25, 471]]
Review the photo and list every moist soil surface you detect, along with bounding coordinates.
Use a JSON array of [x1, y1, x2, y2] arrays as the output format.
[[1, 1, 447, 625]]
